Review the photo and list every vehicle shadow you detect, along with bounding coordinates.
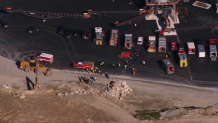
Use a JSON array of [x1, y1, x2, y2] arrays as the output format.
[[157, 60, 165, 74], [105, 30, 111, 45], [26, 76, 34, 90], [15, 61, 21, 69], [120, 35, 125, 48], [90, 28, 95, 43]]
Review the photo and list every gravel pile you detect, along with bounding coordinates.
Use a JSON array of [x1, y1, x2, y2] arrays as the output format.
[[104, 80, 132, 100]]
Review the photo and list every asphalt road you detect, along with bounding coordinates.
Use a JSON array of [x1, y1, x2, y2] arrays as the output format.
[[0, 0, 218, 87]]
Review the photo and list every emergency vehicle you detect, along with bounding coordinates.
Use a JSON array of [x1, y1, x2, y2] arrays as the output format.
[[198, 44, 205, 57], [72, 61, 94, 69], [94, 27, 104, 45], [162, 59, 174, 74], [158, 37, 166, 54], [187, 42, 195, 54], [171, 41, 177, 51], [137, 37, 144, 45], [209, 39, 217, 61], [109, 29, 118, 46], [178, 48, 188, 67], [32, 53, 54, 64], [159, 31, 164, 37], [147, 36, 156, 52], [124, 34, 133, 49]]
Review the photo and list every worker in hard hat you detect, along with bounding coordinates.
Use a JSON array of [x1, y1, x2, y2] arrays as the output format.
[[166, 54, 168, 59], [142, 61, 145, 65], [124, 65, 127, 69], [117, 63, 121, 67]]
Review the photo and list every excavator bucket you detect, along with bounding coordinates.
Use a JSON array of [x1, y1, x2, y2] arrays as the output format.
[[45, 69, 53, 77]]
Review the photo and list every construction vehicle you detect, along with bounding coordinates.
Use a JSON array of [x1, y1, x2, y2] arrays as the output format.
[[147, 36, 156, 52], [94, 27, 104, 45], [124, 34, 133, 49], [19, 59, 53, 76], [109, 29, 118, 46], [187, 42, 195, 54], [162, 59, 174, 74], [209, 39, 217, 61], [178, 48, 188, 67]]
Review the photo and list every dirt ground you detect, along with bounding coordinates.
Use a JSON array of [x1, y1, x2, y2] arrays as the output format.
[[0, 56, 218, 123]]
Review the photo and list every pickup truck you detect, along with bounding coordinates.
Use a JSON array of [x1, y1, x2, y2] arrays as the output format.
[[72, 61, 94, 69]]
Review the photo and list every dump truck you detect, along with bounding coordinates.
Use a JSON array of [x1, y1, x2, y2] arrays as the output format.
[[109, 29, 118, 46], [178, 48, 188, 67], [209, 39, 217, 61], [19, 59, 53, 76]]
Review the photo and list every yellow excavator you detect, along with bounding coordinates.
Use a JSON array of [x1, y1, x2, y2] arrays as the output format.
[[19, 59, 53, 76]]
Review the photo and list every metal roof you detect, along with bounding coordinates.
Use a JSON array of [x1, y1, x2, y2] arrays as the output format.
[[210, 45, 217, 53], [149, 36, 156, 40], [96, 33, 102, 40], [95, 27, 102, 32], [163, 59, 174, 67], [40, 53, 53, 58], [198, 45, 205, 52], [187, 42, 195, 48], [178, 53, 187, 60], [125, 34, 132, 43], [111, 29, 118, 33]]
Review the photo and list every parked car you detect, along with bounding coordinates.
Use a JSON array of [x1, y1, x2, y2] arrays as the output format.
[[26, 26, 38, 34], [1, 20, 8, 28], [64, 29, 74, 38], [57, 26, 66, 35]]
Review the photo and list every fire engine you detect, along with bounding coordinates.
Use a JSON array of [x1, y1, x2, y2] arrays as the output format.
[[178, 48, 188, 67], [158, 31, 166, 55], [162, 59, 174, 74], [171, 41, 177, 51], [209, 39, 217, 61], [187, 42, 195, 54], [124, 34, 133, 49], [72, 61, 94, 69], [147, 36, 156, 52], [109, 29, 118, 46], [32, 53, 54, 64]]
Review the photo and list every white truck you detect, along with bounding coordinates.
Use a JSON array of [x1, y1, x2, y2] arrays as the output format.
[[124, 34, 133, 49], [187, 42, 195, 54], [137, 37, 144, 45]]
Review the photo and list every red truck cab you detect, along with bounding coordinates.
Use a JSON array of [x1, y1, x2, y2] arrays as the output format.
[[72, 61, 94, 69], [171, 41, 177, 51], [209, 39, 215, 45], [159, 31, 164, 37]]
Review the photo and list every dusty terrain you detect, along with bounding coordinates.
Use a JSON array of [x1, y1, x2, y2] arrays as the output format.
[[0, 56, 218, 123]]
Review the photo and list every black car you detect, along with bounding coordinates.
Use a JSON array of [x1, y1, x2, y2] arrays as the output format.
[[26, 26, 39, 34], [57, 26, 66, 35], [1, 20, 8, 28], [64, 29, 74, 38]]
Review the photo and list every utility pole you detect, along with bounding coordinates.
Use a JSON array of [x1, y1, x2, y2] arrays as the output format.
[[34, 75, 38, 90]]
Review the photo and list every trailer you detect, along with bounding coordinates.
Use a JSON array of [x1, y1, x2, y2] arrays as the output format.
[[187, 42, 195, 54], [109, 29, 118, 46], [198, 44, 205, 57], [147, 36, 156, 52], [158, 37, 166, 54], [162, 59, 174, 74], [94, 27, 104, 45], [171, 41, 177, 51], [124, 34, 133, 49], [178, 48, 188, 67], [209, 39, 217, 61]]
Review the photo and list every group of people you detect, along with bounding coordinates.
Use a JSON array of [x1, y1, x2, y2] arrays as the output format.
[[78, 76, 96, 84]]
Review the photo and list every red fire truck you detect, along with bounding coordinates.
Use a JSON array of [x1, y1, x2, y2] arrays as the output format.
[[72, 61, 94, 69], [171, 41, 177, 51], [32, 53, 54, 64]]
